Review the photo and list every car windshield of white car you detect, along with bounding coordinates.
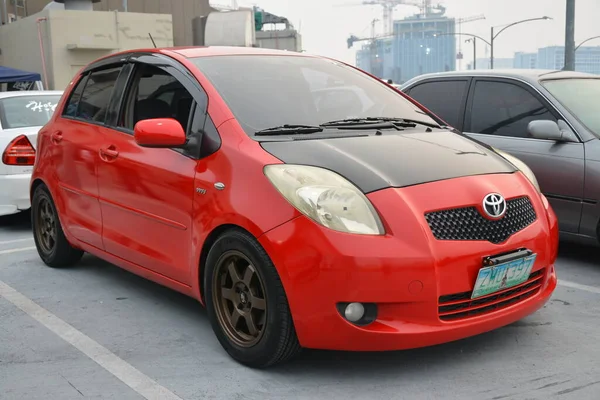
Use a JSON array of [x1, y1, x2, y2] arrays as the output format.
[[190, 55, 439, 136], [0, 95, 61, 129]]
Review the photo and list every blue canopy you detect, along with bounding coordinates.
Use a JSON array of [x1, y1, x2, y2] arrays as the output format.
[[0, 66, 41, 83]]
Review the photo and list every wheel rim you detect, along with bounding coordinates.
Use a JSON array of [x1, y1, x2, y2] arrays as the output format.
[[212, 250, 267, 348], [35, 197, 57, 254]]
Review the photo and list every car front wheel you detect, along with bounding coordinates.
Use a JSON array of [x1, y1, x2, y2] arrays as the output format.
[[31, 184, 83, 268], [204, 229, 301, 368]]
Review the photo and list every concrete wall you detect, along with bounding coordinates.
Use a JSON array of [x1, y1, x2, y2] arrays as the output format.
[[0, 12, 43, 81], [0, 9, 173, 90], [204, 10, 255, 47], [256, 29, 301, 52], [22, 0, 212, 46]]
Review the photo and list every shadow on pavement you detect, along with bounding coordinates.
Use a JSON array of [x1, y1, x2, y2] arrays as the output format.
[[71, 254, 532, 377], [558, 241, 600, 264], [0, 211, 31, 232]]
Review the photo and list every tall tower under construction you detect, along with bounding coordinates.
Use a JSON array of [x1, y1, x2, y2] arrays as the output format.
[[355, 3, 456, 84]]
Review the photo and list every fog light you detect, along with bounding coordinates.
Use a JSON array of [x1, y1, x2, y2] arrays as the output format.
[[344, 302, 365, 322]]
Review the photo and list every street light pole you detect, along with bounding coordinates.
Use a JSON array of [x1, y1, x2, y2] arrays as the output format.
[[490, 16, 552, 69], [575, 35, 600, 51], [564, 0, 576, 70], [490, 26, 494, 69], [466, 38, 476, 69], [434, 32, 490, 70]]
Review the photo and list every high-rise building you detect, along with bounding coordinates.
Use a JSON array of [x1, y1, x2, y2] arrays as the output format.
[[355, 38, 394, 80], [537, 45, 600, 74], [514, 52, 537, 69], [391, 14, 456, 83]]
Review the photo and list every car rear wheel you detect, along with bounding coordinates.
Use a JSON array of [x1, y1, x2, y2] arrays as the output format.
[[32, 184, 83, 268], [204, 229, 301, 368]]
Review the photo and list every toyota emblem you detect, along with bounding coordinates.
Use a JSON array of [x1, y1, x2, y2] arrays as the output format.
[[482, 193, 507, 219]]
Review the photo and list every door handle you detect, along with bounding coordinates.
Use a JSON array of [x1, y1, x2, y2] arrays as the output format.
[[51, 130, 62, 144], [99, 146, 119, 161]]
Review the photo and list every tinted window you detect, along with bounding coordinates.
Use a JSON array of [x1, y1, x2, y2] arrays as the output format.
[[190, 55, 438, 135], [0, 94, 62, 129], [77, 67, 122, 123], [63, 76, 86, 118], [119, 64, 193, 132], [407, 80, 468, 128], [542, 78, 600, 137], [470, 80, 556, 138]]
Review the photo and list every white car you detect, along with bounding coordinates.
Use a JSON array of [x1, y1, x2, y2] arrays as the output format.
[[0, 90, 63, 217]]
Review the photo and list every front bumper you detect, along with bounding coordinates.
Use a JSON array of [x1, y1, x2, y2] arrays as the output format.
[[0, 173, 31, 216], [258, 172, 558, 351]]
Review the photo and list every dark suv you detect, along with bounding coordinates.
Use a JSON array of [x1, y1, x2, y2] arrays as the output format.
[[401, 69, 600, 246]]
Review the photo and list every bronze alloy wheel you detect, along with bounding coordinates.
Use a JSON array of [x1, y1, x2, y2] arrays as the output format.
[[35, 196, 57, 254], [212, 250, 268, 347]]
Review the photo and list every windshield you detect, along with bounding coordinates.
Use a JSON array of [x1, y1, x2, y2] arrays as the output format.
[[541, 78, 600, 136], [190, 55, 438, 135], [0, 95, 61, 129]]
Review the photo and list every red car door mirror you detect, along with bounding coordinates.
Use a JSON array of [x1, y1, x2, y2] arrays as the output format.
[[133, 118, 187, 148]]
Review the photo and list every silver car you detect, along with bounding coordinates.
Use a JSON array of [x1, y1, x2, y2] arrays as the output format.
[[401, 69, 599, 246]]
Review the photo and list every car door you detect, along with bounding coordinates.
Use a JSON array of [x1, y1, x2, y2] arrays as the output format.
[[462, 78, 585, 234], [404, 78, 471, 131], [50, 65, 125, 249], [96, 54, 208, 284]]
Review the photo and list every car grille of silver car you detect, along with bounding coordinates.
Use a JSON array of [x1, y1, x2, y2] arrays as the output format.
[[424, 196, 537, 244]]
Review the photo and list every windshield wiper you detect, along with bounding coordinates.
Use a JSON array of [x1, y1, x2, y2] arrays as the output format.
[[255, 124, 323, 136], [320, 117, 441, 129]]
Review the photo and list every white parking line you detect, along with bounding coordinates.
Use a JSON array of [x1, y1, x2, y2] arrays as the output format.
[[0, 280, 183, 400], [0, 246, 36, 255], [0, 238, 33, 245], [558, 279, 600, 295]]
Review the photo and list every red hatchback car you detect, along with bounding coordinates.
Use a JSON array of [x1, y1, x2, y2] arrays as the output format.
[[30, 46, 558, 368]]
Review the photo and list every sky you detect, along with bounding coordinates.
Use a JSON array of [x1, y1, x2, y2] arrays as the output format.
[[215, 0, 600, 68]]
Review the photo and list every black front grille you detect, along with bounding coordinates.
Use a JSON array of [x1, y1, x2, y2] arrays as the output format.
[[424, 196, 536, 244]]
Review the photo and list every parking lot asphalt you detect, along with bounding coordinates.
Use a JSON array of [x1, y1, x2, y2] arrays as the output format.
[[1, 212, 599, 400]]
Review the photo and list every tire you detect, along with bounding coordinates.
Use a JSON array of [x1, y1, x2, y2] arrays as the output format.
[[31, 184, 83, 268], [204, 228, 301, 368]]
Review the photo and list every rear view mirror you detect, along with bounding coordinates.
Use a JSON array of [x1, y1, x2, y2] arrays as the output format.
[[134, 118, 187, 148], [527, 120, 576, 142]]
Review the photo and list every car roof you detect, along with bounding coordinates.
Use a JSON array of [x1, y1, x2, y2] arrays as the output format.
[[167, 46, 313, 58], [95, 46, 312, 60], [0, 90, 63, 99], [84, 46, 322, 74], [402, 69, 598, 86]]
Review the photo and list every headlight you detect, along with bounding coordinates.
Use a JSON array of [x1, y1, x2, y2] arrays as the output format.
[[264, 164, 385, 235], [493, 148, 540, 192]]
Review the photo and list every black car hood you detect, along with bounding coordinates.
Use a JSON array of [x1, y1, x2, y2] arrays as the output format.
[[260, 130, 517, 193]]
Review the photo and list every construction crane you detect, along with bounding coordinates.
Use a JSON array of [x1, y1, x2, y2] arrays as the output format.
[[337, 0, 445, 36]]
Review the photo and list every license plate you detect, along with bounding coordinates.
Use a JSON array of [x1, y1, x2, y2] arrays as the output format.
[[471, 253, 537, 299]]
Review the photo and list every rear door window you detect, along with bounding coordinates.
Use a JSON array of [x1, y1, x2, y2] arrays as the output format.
[[72, 67, 122, 124], [407, 80, 469, 129]]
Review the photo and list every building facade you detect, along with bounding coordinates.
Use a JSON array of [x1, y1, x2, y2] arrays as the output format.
[[537, 45, 600, 74], [392, 15, 456, 84], [514, 52, 537, 69], [12, 0, 213, 46], [0, 8, 174, 90]]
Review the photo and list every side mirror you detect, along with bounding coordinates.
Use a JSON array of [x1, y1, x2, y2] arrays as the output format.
[[134, 118, 187, 148], [527, 120, 574, 142]]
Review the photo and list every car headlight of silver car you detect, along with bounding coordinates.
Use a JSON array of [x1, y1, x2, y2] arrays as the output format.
[[493, 148, 541, 192], [264, 164, 385, 235]]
